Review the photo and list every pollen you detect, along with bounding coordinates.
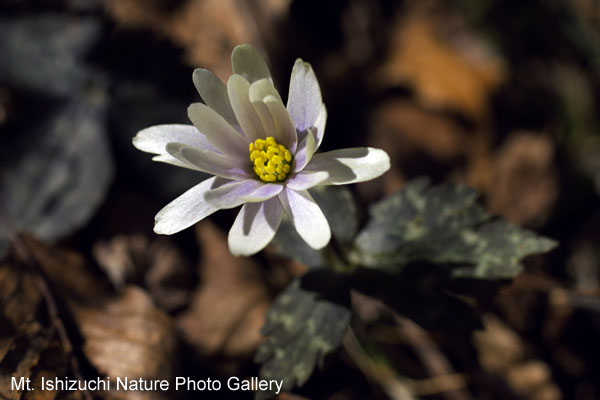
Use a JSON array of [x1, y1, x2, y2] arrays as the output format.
[[250, 137, 293, 182]]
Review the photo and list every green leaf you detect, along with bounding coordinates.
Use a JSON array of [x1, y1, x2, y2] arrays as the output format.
[[0, 15, 100, 96], [310, 185, 358, 244], [352, 178, 557, 279], [0, 93, 113, 259], [270, 186, 357, 267], [255, 272, 351, 399], [269, 219, 325, 268]]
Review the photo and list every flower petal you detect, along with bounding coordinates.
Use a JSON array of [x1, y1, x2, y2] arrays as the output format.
[[150, 154, 201, 170], [188, 102, 249, 159], [292, 127, 316, 172], [228, 74, 265, 142], [285, 170, 329, 191], [265, 95, 298, 152], [252, 102, 278, 140], [154, 177, 221, 235], [314, 104, 327, 150], [204, 179, 283, 209], [192, 68, 240, 130], [228, 197, 283, 256], [231, 44, 273, 84], [133, 124, 217, 170], [133, 124, 217, 155], [279, 188, 331, 249], [287, 59, 323, 131], [249, 78, 282, 103], [166, 143, 251, 180], [303, 147, 390, 185]]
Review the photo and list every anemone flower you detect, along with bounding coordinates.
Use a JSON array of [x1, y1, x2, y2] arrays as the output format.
[[133, 45, 390, 256]]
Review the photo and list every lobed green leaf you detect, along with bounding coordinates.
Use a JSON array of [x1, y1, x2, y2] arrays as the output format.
[[352, 178, 557, 279], [255, 273, 351, 398]]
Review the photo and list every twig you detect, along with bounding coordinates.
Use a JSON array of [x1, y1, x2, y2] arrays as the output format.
[[343, 328, 416, 400], [394, 316, 472, 400]]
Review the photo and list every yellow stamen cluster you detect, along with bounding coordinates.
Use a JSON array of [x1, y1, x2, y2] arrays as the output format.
[[249, 137, 293, 182]]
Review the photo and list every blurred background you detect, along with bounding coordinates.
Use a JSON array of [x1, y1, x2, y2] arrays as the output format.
[[1, 0, 600, 399]]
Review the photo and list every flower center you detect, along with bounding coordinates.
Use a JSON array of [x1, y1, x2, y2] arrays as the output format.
[[249, 136, 293, 182]]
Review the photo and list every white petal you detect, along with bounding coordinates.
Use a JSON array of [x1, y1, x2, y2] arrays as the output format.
[[303, 147, 390, 185], [151, 154, 202, 171], [231, 44, 273, 84], [228, 198, 283, 256], [133, 124, 217, 170], [287, 59, 323, 131], [249, 78, 282, 103], [192, 68, 240, 130], [314, 104, 327, 150], [265, 95, 298, 152], [154, 177, 221, 235], [188, 102, 249, 159], [228, 74, 265, 142], [285, 170, 329, 191], [278, 188, 331, 249], [166, 143, 251, 180], [252, 101, 278, 139], [292, 127, 316, 172], [204, 179, 283, 209], [133, 124, 217, 155]]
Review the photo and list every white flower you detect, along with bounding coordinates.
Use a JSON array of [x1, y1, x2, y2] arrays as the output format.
[[133, 44, 390, 256]]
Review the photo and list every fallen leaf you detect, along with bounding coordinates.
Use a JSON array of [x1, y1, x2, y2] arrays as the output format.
[[177, 221, 270, 359], [93, 234, 194, 311], [376, 10, 506, 120], [23, 237, 178, 400], [106, 0, 287, 80], [486, 131, 558, 226], [370, 100, 469, 162], [72, 287, 177, 400]]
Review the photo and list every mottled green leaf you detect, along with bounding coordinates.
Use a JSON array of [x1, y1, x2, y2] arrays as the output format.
[[310, 185, 358, 244], [255, 272, 351, 398], [0, 15, 99, 96], [352, 178, 557, 278], [0, 92, 113, 259], [270, 186, 357, 267]]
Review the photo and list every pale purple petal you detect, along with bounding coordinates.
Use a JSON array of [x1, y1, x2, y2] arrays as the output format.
[[303, 147, 390, 185], [265, 95, 298, 152], [228, 197, 283, 256], [166, 143, 251, 180], [231, 44, 273, 84], [228, 74, 265, 142], [154, 177, 221, 234], [285, 170, 329, 191], [278, 188, 331, 249], [204, 179, 283, 209], [286, 59, 322, 131], [292, 127, 316, 172], [192, 68, 240, 130], [187, 102, 249, 159]]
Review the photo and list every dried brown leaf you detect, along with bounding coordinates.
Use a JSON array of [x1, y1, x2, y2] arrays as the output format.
[[485, 131, 558, 226], [93, 235, 193, 311], [72, 287, 177, 400], [105, 0, 286, 80], [177, 221, 270, 359], [21, 238, 178, 400], [376, 11, 506, 120]]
